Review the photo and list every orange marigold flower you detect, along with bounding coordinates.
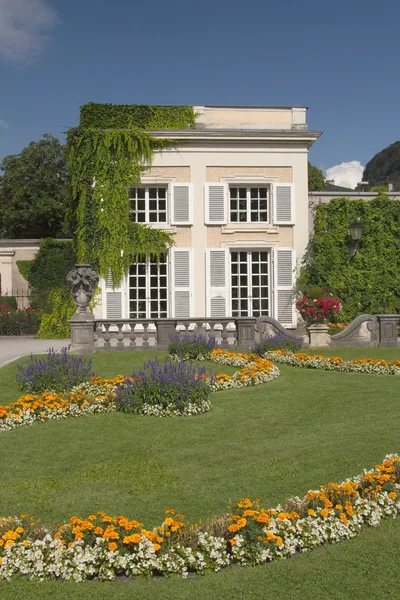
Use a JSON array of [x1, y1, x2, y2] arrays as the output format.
[[108, 542, 118, 552], [153, 543, 161, 552], [388, 492, 397, 499], [94, 527, 103, 535], [165, 509, 175, 515], [320, 509, 329, 518], [229, 538, 237, 546], [307, 509, 316, 517]]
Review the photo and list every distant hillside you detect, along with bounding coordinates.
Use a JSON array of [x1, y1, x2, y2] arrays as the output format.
[[363, 141, 400, 189]]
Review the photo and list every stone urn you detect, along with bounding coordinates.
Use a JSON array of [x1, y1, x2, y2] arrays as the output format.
[[66, 264, 99, 319], [306, 323, 331, 348]]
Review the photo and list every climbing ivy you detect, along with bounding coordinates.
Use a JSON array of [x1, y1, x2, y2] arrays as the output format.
[[80, 103, 197, 130], [67, 104, 196, 285], [299, 196, 400, 320]]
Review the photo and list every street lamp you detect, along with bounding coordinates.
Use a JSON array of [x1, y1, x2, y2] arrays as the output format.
[[348, 220, 363, 258]]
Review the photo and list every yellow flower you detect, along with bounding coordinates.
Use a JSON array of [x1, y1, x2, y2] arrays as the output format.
[[320, 509, 329, 518], [307, 509, 316, 517]]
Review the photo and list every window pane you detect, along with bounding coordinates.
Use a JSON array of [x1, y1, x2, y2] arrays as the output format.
[[250, 188, 258, 199], [230, 187, 237, 198], [239, 188, 246, 198], [158, 187, 166, 198], [259, 188, 267, 198], [149, 188, 156, 199], [149, 200, 157, 211], [230, 213, 238, 222], [138, 200, 145, 211], [149, 213, 157, 222], [137, 188, 145, 198], [239, 212, 247, 222]]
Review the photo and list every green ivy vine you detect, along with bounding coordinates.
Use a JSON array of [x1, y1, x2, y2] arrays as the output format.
[[299, 196, 400, 320], [67, 104, 196, 285]]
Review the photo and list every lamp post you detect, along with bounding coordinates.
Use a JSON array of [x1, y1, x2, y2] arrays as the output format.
[[348, 220, 363, 258]]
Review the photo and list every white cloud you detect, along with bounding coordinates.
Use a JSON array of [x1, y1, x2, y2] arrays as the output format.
[[0, 0, 59, 61], [0, 119, 8, 129], [325, 161, 365, 190]]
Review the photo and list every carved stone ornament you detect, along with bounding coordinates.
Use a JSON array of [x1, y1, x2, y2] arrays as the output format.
[[67, 264, 99, 316]]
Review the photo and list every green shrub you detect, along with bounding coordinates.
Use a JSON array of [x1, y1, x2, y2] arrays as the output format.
[[0, 296, 17, 310], [36, 288, 75, 339], [0, 306, 41, 335]]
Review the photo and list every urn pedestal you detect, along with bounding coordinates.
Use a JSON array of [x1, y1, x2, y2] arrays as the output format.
[[306, 323, 331, 348]]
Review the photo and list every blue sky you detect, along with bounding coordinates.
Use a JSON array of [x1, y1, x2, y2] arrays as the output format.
[[1, 0, 399, 186]]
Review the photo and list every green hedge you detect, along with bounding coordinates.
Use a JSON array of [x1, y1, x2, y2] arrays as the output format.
[[22, 238, 76, 338], [300, 196, 400, 320], [0, 296, 17, 310], [0, 307, 41, 335]]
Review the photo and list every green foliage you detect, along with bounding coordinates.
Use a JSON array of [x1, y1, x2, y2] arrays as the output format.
[[0, 134, 71, 239], [67, 104, 196, 284], [27, 239, 75, 310], [299, 197, 400, 320], [16, 260, 33, 282], [0, 307, 41, 335], [79, 103, 196, 130], [308, 162, 326, 191], [363, 141, 400, 188], [0, 296, 17, 310], [21, 239, 76, 339], [36, 288, 75, 339]]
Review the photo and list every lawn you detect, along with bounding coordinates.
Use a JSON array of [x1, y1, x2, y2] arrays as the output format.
[[0, 346, 399, 598]]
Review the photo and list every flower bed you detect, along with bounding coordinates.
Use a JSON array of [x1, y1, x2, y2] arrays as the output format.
[[115, 358, 214, 417], [1, 352, 280, 432], [0, 379, 119, 433], [0, 455, 399, 581], [263, 350, 400, 376], [169, 349, 280, 390]]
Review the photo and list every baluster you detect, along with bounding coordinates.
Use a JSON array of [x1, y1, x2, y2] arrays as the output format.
[[196, 321, 205, 336], [221, 322, 229, 348], [116, 324, 124, 349], [142, 323, 149, 348], [103, 324, 111, 349], [129, 324, 137, 348]]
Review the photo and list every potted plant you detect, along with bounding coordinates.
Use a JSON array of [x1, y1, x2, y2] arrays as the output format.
[[296, 288, 341, 347]]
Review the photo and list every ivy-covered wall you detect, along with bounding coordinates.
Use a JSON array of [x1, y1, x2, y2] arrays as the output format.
[[67, 103, 197, 285], [299, 196, 400, 320], [80, 103, 197, 130]]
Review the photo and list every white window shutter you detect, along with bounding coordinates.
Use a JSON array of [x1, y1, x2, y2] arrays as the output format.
[[171, 184, 193, 225], [205, 183, 227, 225], [272, 183, 295, 225], [171, 249, 193, 318], [273, 247, 296, 328], [206, 248, 229, 318], [103, 270, 124, 320]]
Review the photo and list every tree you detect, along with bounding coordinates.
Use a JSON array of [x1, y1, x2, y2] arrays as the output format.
[[0, 134, 71, 239], [363, 141, 400, 188], [308, 162, 326, 191]]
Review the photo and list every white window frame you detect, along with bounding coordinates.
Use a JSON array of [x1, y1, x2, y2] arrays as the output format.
[[229, 248, 272, 318], [229, 185, 270, 224], [129, 185, 169, 226], [127, 253, 169, 319]]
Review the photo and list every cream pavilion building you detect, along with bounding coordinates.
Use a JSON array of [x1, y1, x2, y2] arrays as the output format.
[[99, 105, 321, 328]]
